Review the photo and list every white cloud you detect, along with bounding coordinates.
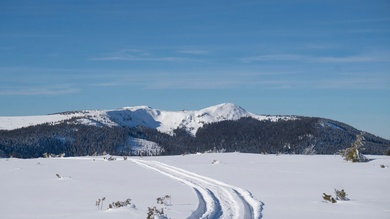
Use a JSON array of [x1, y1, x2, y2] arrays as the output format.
[[177, 49, 209, 55], [89, 48, 204, 62], [239, 54, 388, 63], [89, 56, 201, 62], [0, 86, 79, 96], [239, 54, 306, 63], [315, 56, 383, 63], [87, 68, 390, 91]]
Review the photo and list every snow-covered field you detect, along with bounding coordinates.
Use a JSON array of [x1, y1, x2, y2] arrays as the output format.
[[1, 153, 389, 219]]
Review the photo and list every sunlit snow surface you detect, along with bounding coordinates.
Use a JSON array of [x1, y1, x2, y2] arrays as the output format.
[[1, 153, 389, 219]]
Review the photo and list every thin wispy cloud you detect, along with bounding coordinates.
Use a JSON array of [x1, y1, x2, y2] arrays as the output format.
[[312, 76, 390, 90], [0, 33, 67, 38], [297, 43, 338, 50], [322, 18, 390, 25], [89, 49, 204, 62], [89, 70, 390, 91], [315, 56, 382, 63], [145, 78, 239, 89], [90, 56, 200, 62], [93, 82, 123, 87], [240, 54, 305, 63], [0, 86, 79, 96], [239, 54, 388, 63], [177, 49, 209, 55], [244, 75, 390, 90], [90, 71, 247, 89]]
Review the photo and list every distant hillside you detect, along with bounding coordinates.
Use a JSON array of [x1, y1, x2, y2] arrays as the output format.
[[0, 104, 389, 158], [0, 103, 293, 135]]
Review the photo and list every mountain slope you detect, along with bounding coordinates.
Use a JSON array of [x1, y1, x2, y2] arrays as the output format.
[[0, 103, 389, 158], [0, 103, 293, 136]]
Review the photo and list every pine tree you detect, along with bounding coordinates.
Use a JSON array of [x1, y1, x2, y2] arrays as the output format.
[[340, 133, 368, 162]]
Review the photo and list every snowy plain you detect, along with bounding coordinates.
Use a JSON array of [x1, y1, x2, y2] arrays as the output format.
[[1, 153, 389, 219]]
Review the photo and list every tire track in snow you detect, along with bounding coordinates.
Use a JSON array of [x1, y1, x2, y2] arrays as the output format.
[[132, 159, 263, 219], [186, 188, 207, 219], [132, 159, 221, 218], [233, 189, 254, 219]]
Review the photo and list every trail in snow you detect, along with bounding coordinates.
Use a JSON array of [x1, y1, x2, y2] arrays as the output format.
[[186, 188, 208, 219], [132, 159, 263, 219]]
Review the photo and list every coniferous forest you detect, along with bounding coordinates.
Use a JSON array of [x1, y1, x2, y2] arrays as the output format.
[[0, 117, 389, 158]]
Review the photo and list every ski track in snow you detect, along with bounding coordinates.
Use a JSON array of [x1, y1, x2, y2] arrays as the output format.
[[132, 159, 263, 219]]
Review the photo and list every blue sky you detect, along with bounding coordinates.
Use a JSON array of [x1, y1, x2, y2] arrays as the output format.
[[1, 0, 389, 139]]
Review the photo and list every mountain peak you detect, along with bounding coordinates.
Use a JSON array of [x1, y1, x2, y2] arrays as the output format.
[[205, 103, 245, 111], [198, 103, 249, 121], [122, 105, 153, 111], [0, 103, 289, 136]]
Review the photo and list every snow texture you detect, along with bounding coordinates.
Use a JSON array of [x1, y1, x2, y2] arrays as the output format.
[[132, 159, 263, 219], [1, 153, 389, 219]]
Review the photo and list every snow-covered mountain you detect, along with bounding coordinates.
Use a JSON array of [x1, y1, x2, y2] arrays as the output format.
[[1, 103, 389, 158], [0, 103, 293, 136]]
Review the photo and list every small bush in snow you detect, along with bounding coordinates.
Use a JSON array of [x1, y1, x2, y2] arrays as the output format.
[[107, 156, 116, 161], [43, 153, 65, 158], [108, 198, 134, 209], [147, 206, 168, 219], [211, 159, 220, 164], [96, 197, 106, 210], [323, 189, 349, 203], [334, 189, 348, 201], [157, 195, 171, 206], [322, 193, 337, 203]]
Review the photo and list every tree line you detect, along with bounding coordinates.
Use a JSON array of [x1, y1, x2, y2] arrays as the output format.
[[1, 117, 389, 158]]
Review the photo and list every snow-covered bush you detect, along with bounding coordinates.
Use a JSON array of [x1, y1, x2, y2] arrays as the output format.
[[43, 153, 65, 158], [303, 145, 316, 155], [147, 206, 168, 219], [211, 159, 220, 164], [323, 189, 349, 203], [157, 195, 171, 206], [340, 133, 368, 162], [107, 156, 116, 161], [108, 198, 134, 209], [334, 189, 348, 201]]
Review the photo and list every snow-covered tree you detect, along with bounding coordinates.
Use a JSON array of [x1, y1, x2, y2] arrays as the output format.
[[340, 133, 368, 162]]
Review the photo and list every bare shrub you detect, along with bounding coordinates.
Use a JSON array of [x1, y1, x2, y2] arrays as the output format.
[[322, 193, 337, 203], [147, 206, 168, 219]]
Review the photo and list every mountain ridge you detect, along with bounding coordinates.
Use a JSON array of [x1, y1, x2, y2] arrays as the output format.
[[0, 103, 295, 136], [1, 103, 389, 158]]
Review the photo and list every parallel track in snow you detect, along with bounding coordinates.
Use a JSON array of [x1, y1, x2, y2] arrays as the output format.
[[132, 159, 263, 219]]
